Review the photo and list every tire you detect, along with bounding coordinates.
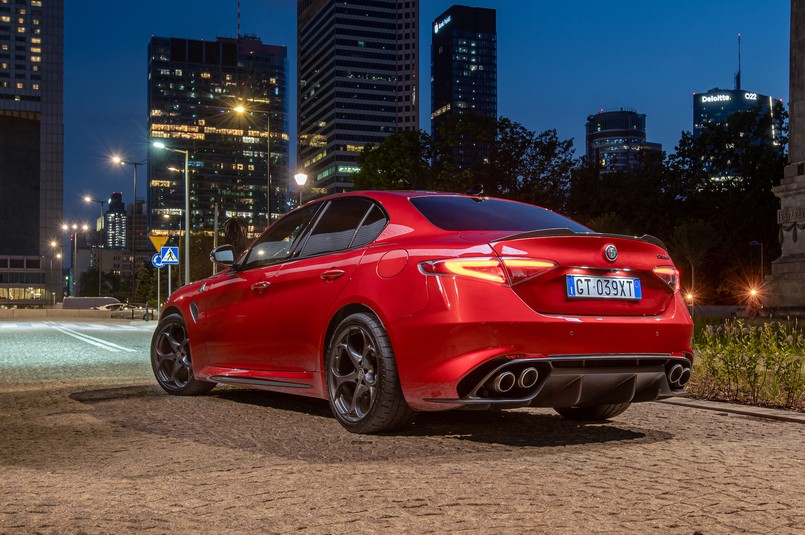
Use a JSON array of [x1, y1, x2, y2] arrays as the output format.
[[151, 313, 215, 396], [325, 312, 414, 434], [554, 403, 631, 421]]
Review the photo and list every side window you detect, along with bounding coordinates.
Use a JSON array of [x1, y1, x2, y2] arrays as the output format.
[[352, 204, 387, 247], [241, 204, 320, 269], [299, 198, 375, 257]]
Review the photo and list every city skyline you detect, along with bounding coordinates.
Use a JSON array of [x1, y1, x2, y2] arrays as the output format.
[[64, 0, 789, 224]]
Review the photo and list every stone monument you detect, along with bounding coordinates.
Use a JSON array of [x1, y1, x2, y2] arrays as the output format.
[[771, 0, 805, 310]]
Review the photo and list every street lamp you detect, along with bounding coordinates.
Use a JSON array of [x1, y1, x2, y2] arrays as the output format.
[[62, 223, 89, 297], [84, 195, 107, 296], [48, 240, 61, 305], [112, 155, 147, 300], [234, 101, 271, 227], [153, 142, 191, 286], [294, 172, 308, 205]]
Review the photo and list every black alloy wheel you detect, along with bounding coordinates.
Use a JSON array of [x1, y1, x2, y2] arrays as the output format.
[[326, 313, 414, 434], [151, 313, 215, 396]]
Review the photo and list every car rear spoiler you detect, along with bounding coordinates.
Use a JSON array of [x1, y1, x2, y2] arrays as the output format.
[[497, 228, 669, 252]]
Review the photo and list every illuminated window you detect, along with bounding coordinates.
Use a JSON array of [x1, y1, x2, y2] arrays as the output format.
[[30, 47, 40, 53], [18, 8, 25, 14], [174, 69, 182, 76], [30, 56, 40, 62], [17, 17, 24, 23], [17, 27, 25, 33], [1, 16, 10, 22], [200, 72, 210, 78], [31, 0, 42, 5], [0, 63, 6, 69], [32, 19, 39, 25], [1, 44, 7, 50], [31, 37, 40, 44], [31, 83, 39, 90], [15, 82, 23, 89]]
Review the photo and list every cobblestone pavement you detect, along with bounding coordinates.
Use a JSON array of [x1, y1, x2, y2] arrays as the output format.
[[1, 322, 804, 533]]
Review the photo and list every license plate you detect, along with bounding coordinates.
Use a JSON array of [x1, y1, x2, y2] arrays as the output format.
[[566, 275, 642, 300]]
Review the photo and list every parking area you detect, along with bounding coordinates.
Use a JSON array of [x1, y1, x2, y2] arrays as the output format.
[[0, 320, 803, 533]]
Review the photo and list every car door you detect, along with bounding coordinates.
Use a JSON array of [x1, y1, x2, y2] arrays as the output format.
[[200, 204, 322, 371], [267, 197, 388, 372]]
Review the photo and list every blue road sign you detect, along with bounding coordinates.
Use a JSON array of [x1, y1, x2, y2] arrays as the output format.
[[151, 253, 164, 269], [160, 246, 180, 265]]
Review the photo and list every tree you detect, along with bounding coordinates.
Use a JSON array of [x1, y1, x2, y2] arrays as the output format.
[[353, 130, 433, 191]]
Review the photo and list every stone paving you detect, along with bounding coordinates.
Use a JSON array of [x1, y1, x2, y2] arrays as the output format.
[[0, 319, 803, 533], [1, 371, 804, 534]]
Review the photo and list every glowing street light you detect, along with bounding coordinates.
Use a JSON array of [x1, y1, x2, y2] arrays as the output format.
[[294, 172, 308, 205], [153, 142, 191, 286], [62, 223, 89, 297], [233, 101, 271, 226], [112, 154, 147, 300]]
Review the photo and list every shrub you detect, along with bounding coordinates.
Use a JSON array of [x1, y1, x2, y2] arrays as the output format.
[[689, 319, 805, 410]]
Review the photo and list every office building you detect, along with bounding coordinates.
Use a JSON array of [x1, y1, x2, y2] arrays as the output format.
[[0, 0, 63, 306], [693, 88, 780, 138], [147, 35, 288, 237], [298, 0, 419, 195], [104, 193, 127, 250], [430, 5, 497, 137], [585, 109, 662, 174]]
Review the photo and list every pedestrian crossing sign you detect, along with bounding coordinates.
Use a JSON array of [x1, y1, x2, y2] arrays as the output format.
[[160, 246, 180, 265]]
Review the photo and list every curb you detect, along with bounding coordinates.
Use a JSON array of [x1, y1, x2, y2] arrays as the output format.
[[659, 397, 805, 424]]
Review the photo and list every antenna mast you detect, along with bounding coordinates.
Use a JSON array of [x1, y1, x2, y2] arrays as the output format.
[[735, 33, 742, 91], [238, 0, 241, 38]]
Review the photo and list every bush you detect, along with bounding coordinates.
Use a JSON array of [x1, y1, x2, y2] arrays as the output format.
[[690, 319, 805, 410]]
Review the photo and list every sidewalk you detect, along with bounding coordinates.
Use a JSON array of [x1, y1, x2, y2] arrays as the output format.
[[660, 396, 805, 424]]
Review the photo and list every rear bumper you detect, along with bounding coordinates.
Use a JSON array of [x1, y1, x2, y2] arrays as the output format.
[[423, 354, 691, 410]]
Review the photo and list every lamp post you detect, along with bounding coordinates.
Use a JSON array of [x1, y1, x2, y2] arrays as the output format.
[[113, 156, 147, 300], [62, 223, 89, 297], [234, 102, 271, 227], [153, 142, 191, 286], [48, 240, 61, 305], [294, 172, 308, 205], [84, 195, 106, 296]]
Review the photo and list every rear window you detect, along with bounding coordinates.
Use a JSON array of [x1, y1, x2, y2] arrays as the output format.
[[410, 196, 590, 232]]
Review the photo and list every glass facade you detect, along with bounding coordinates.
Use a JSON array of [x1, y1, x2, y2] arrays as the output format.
[[693, 88, 777, 138], [147, 36, 288, 237], [585, 109, 662, 175], [430, 5, 497, 169], [297, 0, 419, 195], [0, 0, 63, 306]]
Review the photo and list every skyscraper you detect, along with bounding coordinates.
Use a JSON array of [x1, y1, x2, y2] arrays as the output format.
[[147, 36, 288, 238], [0, 0, 63, 306], [585, 109, 662, 174], [430, 5, 497, 134], [693, 88, 781, 139], [105, 193, 127, 250], [297, 0, 419, 195]]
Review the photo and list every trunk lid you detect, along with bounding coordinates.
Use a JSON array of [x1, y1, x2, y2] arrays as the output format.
[[490, 232, 676, 316]]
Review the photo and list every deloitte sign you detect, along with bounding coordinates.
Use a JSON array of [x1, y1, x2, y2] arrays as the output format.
[[701, 94, 732, 104]]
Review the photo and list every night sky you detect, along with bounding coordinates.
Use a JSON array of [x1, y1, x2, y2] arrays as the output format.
[[63, 0, 789, 223]]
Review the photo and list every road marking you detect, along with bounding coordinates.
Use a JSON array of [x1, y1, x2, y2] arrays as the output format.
[[45, 323, 137, 353]]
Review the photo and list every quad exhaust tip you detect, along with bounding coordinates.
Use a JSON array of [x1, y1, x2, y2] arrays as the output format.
[[517, 367, 539, 389], [491, 371, 516, 393], [487, 367, 540, 393], [668, 363, 691, 388]]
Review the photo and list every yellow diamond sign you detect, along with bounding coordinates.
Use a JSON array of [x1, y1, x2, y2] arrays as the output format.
[[148, 234, 169, 253]]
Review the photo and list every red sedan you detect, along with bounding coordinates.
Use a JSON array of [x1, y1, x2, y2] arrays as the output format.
[[151, 191, 693, 433]]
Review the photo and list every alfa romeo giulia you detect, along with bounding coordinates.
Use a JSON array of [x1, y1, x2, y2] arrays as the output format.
[[151, 191, 693, 433]]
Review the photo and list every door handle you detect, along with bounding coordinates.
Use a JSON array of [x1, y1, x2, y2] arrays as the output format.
[[250, 280, 271, 292], [321, 269, 345, 281]]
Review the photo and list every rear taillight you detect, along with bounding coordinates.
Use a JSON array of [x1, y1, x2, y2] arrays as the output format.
[[501, 258, 557, 284], [419, 257, 556, 285], [653, 266, 680, 291]]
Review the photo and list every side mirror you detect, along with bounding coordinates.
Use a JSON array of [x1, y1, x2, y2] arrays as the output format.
[[210, 245, 235, 267]]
